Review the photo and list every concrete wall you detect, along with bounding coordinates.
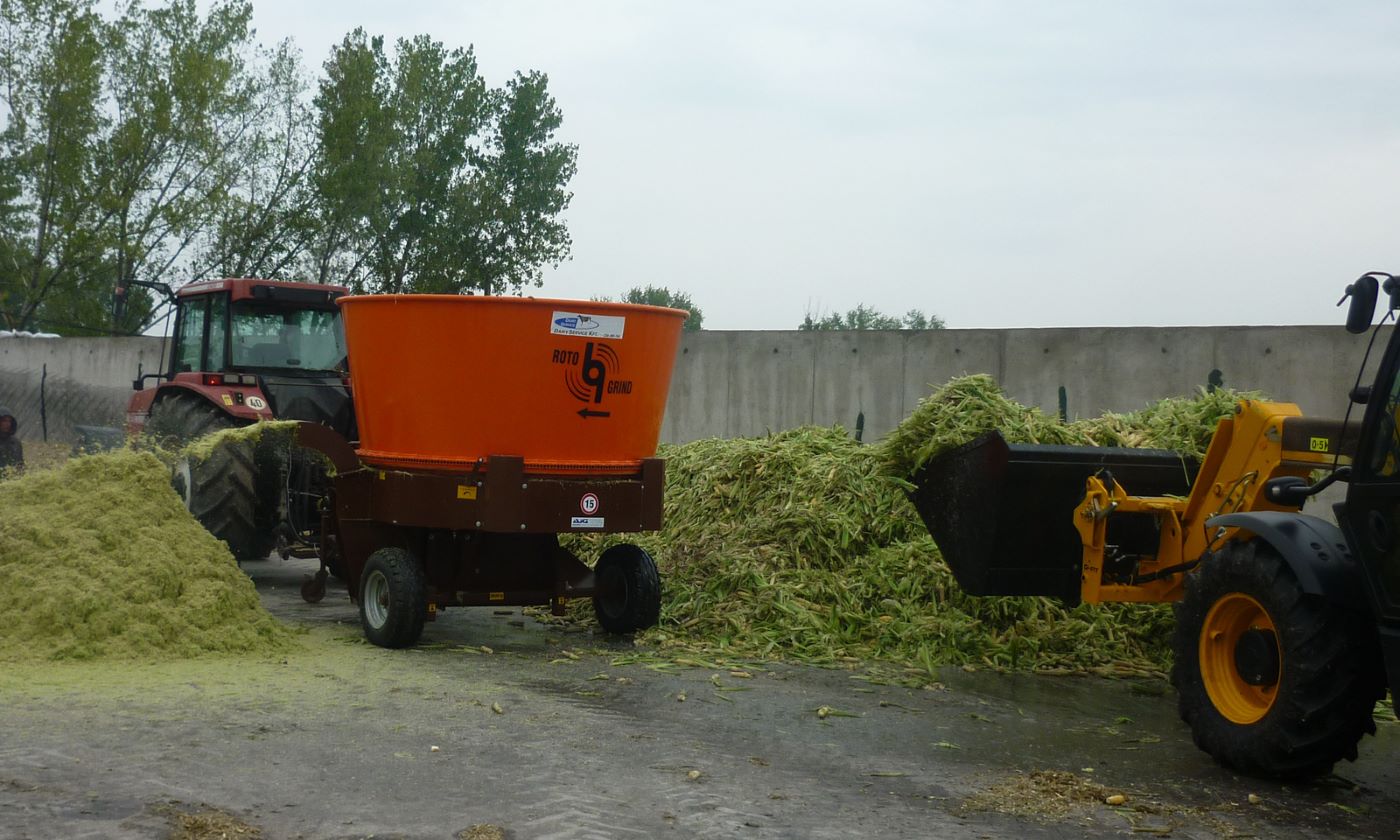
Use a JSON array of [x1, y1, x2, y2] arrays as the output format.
[[0, 326, 1377, 446], [659, 325, 1377, 443], [0, 336, 165, 442]]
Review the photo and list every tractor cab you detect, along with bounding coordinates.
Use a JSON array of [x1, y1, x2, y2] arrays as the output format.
[[129, 278, 354, 438]]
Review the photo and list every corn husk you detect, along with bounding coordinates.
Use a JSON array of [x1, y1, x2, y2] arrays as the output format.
[[574, 375, 1255, 679]]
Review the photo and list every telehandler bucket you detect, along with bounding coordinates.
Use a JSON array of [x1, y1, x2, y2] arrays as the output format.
[[909, 431, 1198, 605]]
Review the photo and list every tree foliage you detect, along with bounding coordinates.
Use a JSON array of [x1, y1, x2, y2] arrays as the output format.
[[314, 29, 575, 295], [198, 38, 321, 281], [799, 304, 945, 331], [0, 4, 578, 334], [621, 285, 703, 331], [0, 0, 107, 333]]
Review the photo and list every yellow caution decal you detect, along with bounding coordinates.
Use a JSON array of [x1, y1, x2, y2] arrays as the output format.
[[489, 592, 505, 601], [457, 485, 478, 500]]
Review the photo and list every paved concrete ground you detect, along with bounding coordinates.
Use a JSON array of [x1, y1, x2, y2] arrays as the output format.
[[2, 555, 1399, 839]]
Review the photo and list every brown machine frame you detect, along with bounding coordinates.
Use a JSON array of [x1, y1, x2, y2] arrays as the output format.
[[293, 422, 665, 614]]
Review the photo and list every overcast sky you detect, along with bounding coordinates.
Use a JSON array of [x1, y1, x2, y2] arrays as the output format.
[[250, 1, 1400, 330]]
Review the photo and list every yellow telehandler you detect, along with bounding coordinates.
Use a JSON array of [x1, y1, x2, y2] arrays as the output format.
[[912, 273, 1400, 778]]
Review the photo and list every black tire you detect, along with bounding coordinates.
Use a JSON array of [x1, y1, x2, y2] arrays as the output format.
[[1172, 539, 1384, 779], [151, 397, 274, 562], [358, 547, 428, 648], [593, 544, 661, 634]]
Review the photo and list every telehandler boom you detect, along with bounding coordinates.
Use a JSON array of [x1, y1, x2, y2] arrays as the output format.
[[913, 273, 1400, 779]]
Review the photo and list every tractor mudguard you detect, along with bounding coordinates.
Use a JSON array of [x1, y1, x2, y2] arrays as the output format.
[[161, 380, 271, 423], [1207, 511, 1367, 610]]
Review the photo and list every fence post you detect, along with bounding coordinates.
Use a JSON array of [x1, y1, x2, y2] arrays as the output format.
[[40, 363, 47, 442]]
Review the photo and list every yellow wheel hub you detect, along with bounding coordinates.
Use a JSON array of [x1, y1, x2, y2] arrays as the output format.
[[1200, 593, 1280, 725]]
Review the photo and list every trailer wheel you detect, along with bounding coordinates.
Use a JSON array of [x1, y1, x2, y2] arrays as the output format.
[[359, 547, 428, 648], [150, 396, 273, 562], [1172, 539, 1383, 779], [593, 544, 661, 634]]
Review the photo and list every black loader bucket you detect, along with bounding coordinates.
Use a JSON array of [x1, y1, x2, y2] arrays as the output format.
[[909, 431, 1198, 605]]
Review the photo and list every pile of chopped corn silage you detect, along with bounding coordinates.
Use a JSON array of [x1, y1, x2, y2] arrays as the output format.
[[0, 442, 294, 663], [585, 374, 1254, 679]]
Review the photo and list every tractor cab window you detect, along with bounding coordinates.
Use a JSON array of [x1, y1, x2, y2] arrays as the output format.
[[175, 297, 207, 373], [1369, 364, 1400, 478], [230, 303, 345, 372], [206, 293, 228, 371]]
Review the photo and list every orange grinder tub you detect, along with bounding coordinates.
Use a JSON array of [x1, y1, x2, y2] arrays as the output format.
[[338, 295, 687, 473]]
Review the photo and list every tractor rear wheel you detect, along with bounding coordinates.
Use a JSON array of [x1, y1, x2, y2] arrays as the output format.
[[1172, 539, 1383, 779], [149, 397, 273, 562], [359, 547, 428, 648], [593, 544, 661, 634]]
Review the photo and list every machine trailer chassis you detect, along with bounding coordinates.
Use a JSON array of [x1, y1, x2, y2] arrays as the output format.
[[292, 422, 665, 645]]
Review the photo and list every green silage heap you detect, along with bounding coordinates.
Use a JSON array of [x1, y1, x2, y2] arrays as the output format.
[[610, 375, 1253, 678], [0, 449, 293, 662]]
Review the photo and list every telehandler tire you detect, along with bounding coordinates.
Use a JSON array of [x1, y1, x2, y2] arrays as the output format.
[[359, 547, 428, 648], [149, 396, 273, 562], [1172, 539, 1384, 779], [593, 544, 661, 634]]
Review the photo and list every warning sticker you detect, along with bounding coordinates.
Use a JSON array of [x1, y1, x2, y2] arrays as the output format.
[[571, 516, 605, 529], [551, 311, 625, 340]]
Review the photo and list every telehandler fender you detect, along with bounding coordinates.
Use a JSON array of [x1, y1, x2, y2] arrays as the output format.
[[1206, 511, 1367, 610]]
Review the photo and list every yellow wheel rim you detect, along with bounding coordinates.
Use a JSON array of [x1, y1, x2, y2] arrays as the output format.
[[1200, 593, 1279, 725]]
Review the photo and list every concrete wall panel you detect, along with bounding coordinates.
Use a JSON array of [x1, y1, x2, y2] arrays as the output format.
[[721, 331, 817, 438], [900, 330, 1003, 419], [812, 330, 905, 439], [663, 333, 732, 443]]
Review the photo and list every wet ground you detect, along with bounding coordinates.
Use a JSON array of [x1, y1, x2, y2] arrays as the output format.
[[2, 556, 1399, 839]]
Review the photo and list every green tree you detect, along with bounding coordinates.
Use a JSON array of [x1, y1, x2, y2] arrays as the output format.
[[197, 39, 321, 281], [799, 303, 945, 331], [0, 0, 271, 335], [0, 0, 106, 333], [314, 29, 576, 295], [621, 285, 703, 330], [91, 0, 262, 332]]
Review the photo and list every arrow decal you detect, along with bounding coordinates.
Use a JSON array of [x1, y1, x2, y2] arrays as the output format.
[[578, 408, 611, 419]]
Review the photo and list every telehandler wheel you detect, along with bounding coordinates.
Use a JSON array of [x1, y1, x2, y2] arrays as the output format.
[[359, 547, 428, 649], [1172, 539, 1384, 779], [593, 544, 661, 634], [149, 397, 274, 562]]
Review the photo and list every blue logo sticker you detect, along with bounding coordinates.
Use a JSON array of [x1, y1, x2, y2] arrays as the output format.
[[554, 315, 598, 331]]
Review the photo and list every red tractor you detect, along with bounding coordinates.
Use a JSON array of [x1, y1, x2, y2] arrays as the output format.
[[127, 278, 353, 563]]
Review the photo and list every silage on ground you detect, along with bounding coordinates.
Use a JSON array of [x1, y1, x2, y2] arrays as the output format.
[[576, 375, 1249, 680], [0, 449, 294, 662]]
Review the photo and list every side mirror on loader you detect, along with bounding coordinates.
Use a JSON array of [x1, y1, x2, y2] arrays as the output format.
[[1343, 275, 1380, 335]]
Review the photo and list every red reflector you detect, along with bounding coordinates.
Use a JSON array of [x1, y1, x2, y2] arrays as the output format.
[[202, 374, 222, 386]]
